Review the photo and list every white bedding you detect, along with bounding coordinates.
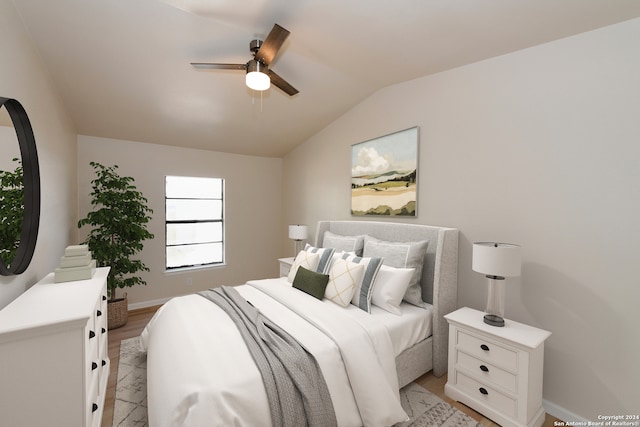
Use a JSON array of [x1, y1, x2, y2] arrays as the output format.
[[249, 277, 432, 357], [140, 278, 421, 427], [342, 299, 433, 357]]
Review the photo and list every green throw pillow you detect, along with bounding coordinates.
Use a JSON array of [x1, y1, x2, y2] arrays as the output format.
[[292, 266, 329, 300]]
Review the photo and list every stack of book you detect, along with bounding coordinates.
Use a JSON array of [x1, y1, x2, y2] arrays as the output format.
[[54, 245, 97, 283]]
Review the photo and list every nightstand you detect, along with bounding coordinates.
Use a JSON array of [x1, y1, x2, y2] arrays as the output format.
[[278, 257, 294, 277], [444, 307, 551, 427]]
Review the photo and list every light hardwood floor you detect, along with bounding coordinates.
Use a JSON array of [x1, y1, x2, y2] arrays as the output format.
[[102, 306, 561, 427], [102, 305, 159, 427]]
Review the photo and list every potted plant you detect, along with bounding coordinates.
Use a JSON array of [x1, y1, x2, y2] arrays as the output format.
[[0, 158, 23, 268], [78, 161, 154, 329]]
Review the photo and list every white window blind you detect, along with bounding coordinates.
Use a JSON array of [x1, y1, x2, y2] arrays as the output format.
[[165, 176, 224, 270]]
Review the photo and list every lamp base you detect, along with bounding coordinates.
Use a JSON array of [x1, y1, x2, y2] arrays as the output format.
[[293, 240, 302, 257], [484, 313, 505, 327], [484, 276, 505, 327]]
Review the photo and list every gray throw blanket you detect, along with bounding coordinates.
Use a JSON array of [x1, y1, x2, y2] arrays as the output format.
[[198, 286, 337, 427]]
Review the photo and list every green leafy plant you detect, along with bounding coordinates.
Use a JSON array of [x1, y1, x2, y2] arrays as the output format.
[[78, 162, 154, 301], [0, 158, 24, 267]]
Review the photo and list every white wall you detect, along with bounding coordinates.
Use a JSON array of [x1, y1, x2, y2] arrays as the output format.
[[78, 136, 283, 307], [283, 19, 640, 421], [0, 0, 78, 309]]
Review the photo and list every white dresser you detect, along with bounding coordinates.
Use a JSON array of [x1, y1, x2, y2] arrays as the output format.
[[444, 307, 551, 427], [0, 267, 110, 427]]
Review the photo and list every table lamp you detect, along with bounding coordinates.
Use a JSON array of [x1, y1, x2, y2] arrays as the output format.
[[472, 242, 521, 327], [288, 224, 308, 256]]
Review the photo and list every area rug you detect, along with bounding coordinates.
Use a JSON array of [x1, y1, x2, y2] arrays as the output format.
[[114, 337, 481, 427], [395, 383, 482, 427], [113, 337, 148, 427]]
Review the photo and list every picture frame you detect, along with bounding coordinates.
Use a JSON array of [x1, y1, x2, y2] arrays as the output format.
[[351, 126, 418, 216]]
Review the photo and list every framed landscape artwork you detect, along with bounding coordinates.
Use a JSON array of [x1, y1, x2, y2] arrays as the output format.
[[351, 126, 418, 216]]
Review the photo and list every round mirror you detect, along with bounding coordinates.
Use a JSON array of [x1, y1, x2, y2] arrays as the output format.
[[0, 97, 40, 275]]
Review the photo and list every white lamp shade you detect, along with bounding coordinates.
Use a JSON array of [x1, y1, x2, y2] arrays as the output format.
[[472, 242, 521, 277], [246, 71, 270, 91], [288, 224, 308, 241]]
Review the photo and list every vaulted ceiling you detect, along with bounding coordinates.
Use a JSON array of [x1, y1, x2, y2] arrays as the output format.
[[12, 0, 640, 157]]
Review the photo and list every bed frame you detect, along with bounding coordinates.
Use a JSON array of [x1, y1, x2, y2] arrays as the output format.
[[315, 220, 458, 384]]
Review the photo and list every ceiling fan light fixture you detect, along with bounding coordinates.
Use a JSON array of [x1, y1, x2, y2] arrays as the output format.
[[191, 24, 297, 96], [246, 60, 270, 91]]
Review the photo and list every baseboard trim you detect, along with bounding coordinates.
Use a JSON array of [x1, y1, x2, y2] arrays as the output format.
[[128, 297, 171, 311], [544, 399, 588, 424]]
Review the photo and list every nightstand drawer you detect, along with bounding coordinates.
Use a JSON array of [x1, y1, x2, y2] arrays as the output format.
[[457, 329, 518, 371], [457, 371, 516, 418], [457, 350, 517, 393]]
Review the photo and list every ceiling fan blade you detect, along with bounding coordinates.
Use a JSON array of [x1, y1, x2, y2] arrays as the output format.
[[269, 70, 298, 96], [254, 24, 290, 66], [191, 63, 246, 70]]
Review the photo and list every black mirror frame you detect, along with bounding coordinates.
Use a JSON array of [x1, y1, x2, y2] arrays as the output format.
[[0, 97, 40, 276]]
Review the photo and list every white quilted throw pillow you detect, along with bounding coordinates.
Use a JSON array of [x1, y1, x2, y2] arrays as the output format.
[[287, 251, 321, 283], [325, 258, 365, 307]]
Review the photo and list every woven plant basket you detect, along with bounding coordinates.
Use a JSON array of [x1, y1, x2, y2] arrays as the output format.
[[108, 293, 128, 330]]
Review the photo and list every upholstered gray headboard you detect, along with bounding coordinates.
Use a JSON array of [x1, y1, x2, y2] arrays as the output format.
[[315, 220, 458, 376]]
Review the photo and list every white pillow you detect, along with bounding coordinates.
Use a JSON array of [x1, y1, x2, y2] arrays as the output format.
[[331, 253, 383, 312], [326, 250, 355, 269], [371, 265, 415, 315], [287, 250, 321, 283], [325, 258, 365, 307], [303, 244, 335, 274]]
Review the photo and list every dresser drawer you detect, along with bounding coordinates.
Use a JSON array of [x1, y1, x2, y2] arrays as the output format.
[[457, 329, 518, 371], [87, 372, 100, 426], [456, 371, 516, 418], [95, 305, 105, 330], [457, 350, 517, 393], [99, 327, 108, 359]]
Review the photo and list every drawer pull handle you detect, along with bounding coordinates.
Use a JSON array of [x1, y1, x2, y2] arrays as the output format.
[[96, 310, 102, 317], [480, 344, 490, 351], [89, 330, 96, 339], [102, 328, 106, 334], [102, 295, 107, 301], [92, 362, 98, 370], [92, 403, 98, 413], [479, 387, 489, 395], [102, 359, 107, 367], [480, 365, 489, 372]]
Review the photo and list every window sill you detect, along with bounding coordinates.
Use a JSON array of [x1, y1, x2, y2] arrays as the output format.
[[164, 263, 226, 274]]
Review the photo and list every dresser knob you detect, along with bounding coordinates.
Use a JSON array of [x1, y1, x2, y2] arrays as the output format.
[[480, 365, 489, 372], [92, 403, 98, 412], [96, 310, 102, 317], [92, 362, 98, 370], [102, 327, 106, 334], [89, 330, 96, 339], [102, 295, 107, 301], [102, 359, 107, 367], [480, 344, 490, 351], [479, 387, 489, 395]]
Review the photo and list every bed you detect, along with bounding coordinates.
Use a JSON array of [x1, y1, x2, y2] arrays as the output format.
[[141, 220, 458, 427]]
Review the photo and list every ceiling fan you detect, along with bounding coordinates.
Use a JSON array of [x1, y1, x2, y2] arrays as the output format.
[[191, 23, 299, 96]]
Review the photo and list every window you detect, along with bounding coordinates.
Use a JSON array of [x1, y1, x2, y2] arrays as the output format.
[[165, 176, 224, 270]]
